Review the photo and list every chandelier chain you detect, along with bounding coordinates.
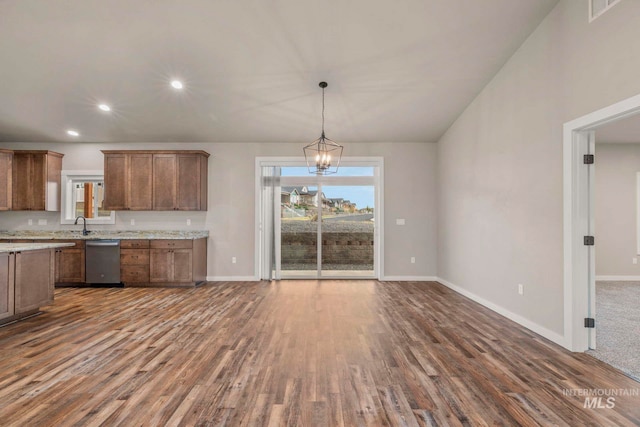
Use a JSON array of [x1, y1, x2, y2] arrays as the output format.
[[321, 85, 325, 136]]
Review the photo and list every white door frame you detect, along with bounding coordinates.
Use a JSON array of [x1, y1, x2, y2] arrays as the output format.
[[563, 92, 640, 351]]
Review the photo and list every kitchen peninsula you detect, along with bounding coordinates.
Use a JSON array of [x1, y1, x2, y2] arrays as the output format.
[[1, 242, 74, 325]]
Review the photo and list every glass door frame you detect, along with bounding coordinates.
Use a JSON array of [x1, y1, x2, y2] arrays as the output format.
[[256, 157, 384, 280]]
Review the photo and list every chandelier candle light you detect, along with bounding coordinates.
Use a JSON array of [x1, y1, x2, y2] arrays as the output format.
[[304, 81, 343, 175]]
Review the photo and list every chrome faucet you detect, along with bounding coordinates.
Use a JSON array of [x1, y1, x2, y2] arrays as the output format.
[[74, 215, 90, 235]]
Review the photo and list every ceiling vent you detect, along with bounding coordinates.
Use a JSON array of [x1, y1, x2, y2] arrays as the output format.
[[589, 0, 623, 22]]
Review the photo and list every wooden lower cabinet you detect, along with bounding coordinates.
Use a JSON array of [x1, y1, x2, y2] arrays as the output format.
[[9, 240, 84, 285], [2, 238, 206, 288], [0, 248, 56, 325], [15, 249, 55, 313], [121, 240, 150, 284], [149, 239, 206, 286], [150, 248, 193, 283], [0, 252, 14, 321], [55, 241, 85, 284]]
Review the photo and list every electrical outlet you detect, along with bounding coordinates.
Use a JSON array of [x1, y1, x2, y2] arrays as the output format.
[[130, 219, 135, 226], [28, 219, 33, 225], [410, 257, 416, 264], [232, 257, 237, 264], [186, 218, 191, 226], [518, 284, 524, 295], [396, 218, 405, 225], [38, 219, 47, 225], [633, 258, 638, 265]]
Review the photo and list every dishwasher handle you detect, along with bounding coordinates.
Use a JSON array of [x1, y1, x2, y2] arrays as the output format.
[[86, 240, 120, 247]]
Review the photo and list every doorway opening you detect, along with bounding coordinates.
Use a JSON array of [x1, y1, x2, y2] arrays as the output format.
[[256, 158, 383, 280], [586, 114, 640, 381], [564, 92, 640, 354]]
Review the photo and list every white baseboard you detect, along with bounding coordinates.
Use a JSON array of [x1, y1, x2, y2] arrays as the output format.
[[206, 276, 260, 282], [436, 277, 566, 348], [595, 275, 640, 281], [379, 276, 439, 281]]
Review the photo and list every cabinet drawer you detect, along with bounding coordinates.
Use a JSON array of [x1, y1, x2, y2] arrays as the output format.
[[121, 265, 150, 282], [120, 249, 150, 265], [120, 239, 150, 249], [150, 239, 192, 249]]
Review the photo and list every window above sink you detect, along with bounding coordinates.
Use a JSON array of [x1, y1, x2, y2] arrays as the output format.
[[61, 171, 115, 225]]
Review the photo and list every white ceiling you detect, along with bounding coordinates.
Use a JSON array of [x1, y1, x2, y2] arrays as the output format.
[[0, 0, 558, 143]]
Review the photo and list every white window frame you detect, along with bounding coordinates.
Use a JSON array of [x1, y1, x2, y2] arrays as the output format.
[[60, 170, 116, 225]]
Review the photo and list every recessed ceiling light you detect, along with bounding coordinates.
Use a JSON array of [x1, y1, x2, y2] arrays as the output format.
[[67, 130, 79, 137], [98, 103, 111, 112], [170, 80, 184, 90]]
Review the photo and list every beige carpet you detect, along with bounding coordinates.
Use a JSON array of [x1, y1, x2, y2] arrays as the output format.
[[587, 281, 640, 382]]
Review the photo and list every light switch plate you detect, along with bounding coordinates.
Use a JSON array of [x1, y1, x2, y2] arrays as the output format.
[[396, 218, 405, 225]]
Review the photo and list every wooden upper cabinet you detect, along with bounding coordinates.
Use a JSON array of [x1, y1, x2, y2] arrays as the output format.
[[103, 150, 209, 211], [11, 151, 63, 211], [177, 154, 207, 210], [103, 153, 127, 210], [128, 154, 153, 210], [103, 152, 154, 210], [152, 154, 177, 210], [0, 150, 12, 211]]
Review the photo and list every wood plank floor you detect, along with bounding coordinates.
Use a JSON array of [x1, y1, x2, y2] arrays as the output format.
[[0, 281, 639, 426]]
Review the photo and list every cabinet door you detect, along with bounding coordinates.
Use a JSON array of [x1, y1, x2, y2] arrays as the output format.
[[57, 248, 85, 283], [12, 153, 31, 210], [15, 249, 54, 314], [44, 152, 62, 211], [176, 154, 201, 210], [29, 154, 46, 211], [152, 154, 177, 210], [0, 253, 15, 321], [128, 154, 153, 210], [104, 154, 128, 210], [150, 249, 173, 282], [54, 249, 61, 283], [10, 152, 62, 212], [0, 151, 12, 211], [172, 249, 193, 282]]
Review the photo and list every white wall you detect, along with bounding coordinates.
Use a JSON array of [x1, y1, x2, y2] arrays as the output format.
[[0, 141, 437, 280], [594, 143, 640, 278], [437, 0, 640, 339]]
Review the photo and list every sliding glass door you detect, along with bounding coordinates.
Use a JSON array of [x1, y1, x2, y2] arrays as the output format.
[[320, 185, 374, 277], [280, 184, 319, 278], [259, 160, 381, 280]]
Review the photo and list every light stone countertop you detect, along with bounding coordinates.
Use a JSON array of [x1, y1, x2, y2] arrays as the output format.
[[0, 230, 209, 240], [0, 242, 76, 253]]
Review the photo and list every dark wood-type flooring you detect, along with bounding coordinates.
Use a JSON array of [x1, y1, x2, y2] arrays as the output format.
[[0, 280, 638, 426]]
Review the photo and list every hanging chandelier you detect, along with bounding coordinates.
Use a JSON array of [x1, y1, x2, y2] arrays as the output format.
[[304, 81, 343, 175]]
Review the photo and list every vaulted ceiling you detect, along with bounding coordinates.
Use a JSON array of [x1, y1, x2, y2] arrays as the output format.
[[0, 0, 558, 143]]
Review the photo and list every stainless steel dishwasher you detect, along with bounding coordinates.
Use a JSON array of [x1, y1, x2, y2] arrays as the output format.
[[85, 240, 122, 285]]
